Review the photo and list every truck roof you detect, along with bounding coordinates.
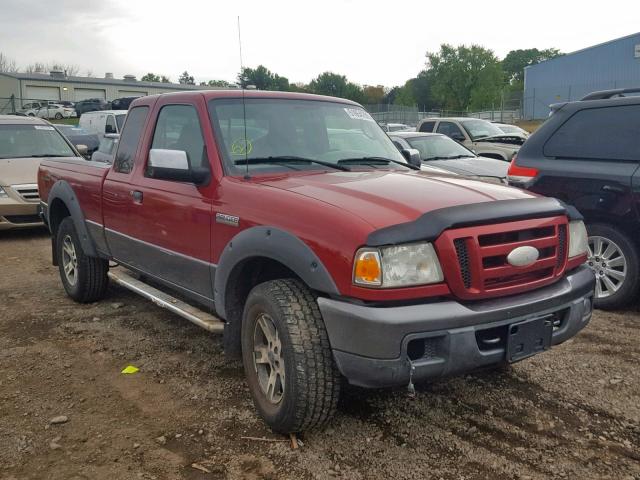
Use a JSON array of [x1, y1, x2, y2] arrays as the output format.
[[130, 89, 363, 108]]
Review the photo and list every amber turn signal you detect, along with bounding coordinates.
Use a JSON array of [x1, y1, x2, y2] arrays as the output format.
[[353, 249, 382, 286]]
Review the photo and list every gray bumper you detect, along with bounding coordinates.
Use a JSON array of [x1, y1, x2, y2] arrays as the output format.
[[318, 265, 595, 388]]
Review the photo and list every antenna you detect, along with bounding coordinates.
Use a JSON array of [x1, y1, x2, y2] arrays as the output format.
[[238, 16, 250, 180]]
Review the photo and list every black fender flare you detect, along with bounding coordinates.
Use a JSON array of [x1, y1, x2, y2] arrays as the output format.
[[213, 226, 339, 319], [47, 180, 98, 258]]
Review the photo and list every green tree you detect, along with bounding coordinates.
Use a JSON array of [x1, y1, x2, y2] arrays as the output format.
[[308, 72, 365, 103], [178, 71, 195, 85], [427, 44, 503, 111], [141, 72, 160, 82], [205, 79, 230, 87], [502, 48, 562, 85], [237, 65, 290, 91], [362, 85, 385, 105], [160, 75, 170, 83]]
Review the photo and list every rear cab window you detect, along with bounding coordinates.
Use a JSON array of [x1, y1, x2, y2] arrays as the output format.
[[544, 105, 640, 160], [419, 121, 435, 133]]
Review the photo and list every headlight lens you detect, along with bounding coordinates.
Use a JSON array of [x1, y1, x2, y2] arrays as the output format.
[[353, 242, 444, 288], [568, 220, 588, 258], [0, 187, 8, 198]]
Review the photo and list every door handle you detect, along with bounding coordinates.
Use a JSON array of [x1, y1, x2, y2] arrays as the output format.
[[130, 190, 143, 203]]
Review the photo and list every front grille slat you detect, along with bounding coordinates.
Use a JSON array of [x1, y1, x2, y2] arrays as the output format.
[[12, 184, 40, 202], [439, 216, 569, 300]]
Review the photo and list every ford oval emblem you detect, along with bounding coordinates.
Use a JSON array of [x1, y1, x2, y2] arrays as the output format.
[[507, 246, 539, 267]]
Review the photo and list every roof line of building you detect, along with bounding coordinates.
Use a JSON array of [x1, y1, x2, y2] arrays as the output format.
[[524, 31, 640, 70], [0, 71, 207, 90]]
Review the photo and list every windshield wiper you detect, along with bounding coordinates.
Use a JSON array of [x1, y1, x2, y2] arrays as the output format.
[[337, 156, 419, 170], [234, 156, 350, 172]]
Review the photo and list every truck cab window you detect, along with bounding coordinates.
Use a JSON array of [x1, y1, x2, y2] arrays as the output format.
[[105, 115, 117, 134], [436, 121, 464, 140], [113, 106, 148, 174], [150, 104, 207, 170]]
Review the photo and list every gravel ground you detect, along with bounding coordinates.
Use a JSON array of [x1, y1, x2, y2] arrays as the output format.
[[1, 229, 639, 480]]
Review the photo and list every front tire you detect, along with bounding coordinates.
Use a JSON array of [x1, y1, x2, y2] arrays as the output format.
[[54, 112, 63, 119], [241, 279, 341, 433], [56, 217, 109, 303], [587, 223, 639, 309]]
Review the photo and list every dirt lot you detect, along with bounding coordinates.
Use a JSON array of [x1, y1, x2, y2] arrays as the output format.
[[1, 229, 639, 480]]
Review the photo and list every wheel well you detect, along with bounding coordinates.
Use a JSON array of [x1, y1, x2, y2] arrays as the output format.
[[222, 256, 300, 357], [585, 219, 640, 250], [49, 198, 71, 265]]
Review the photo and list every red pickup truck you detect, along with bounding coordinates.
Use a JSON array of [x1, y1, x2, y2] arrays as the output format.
[[38, 90, 595, 433]]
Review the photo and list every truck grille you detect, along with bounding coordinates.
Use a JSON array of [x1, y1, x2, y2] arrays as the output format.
[[435, 216, 569, 300], [12, 184, 40, 202]]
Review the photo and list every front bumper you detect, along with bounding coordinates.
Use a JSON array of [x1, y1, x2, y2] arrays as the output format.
[[318, 265, 595, 388], [0, 197, 42, 230]]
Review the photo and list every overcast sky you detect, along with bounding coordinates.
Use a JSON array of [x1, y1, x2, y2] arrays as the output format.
[[1, 0, 639, 87]]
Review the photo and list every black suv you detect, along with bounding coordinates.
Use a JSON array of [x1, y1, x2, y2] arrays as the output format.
[[75, 98, 110, 116], [508, 88, 640, 309]]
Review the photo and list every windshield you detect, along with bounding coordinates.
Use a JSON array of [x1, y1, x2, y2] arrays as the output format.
[[208, 98, 407, 174], [0, 124, 76, 159], [460, 120, 504, 140], [497, 124, 523, 135], [115, 114, 126, 131], [406, 135, 475, 160]]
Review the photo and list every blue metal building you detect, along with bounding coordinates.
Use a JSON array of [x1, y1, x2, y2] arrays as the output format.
[[524, 32, 640, 119]]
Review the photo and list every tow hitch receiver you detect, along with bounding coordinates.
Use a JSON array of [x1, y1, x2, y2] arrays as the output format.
[[507, 315, 553, 363]]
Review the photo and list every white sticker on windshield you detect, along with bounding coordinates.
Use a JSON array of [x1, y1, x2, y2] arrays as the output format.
[[34, 125, 55, 130], [344, 107, 374, 122]]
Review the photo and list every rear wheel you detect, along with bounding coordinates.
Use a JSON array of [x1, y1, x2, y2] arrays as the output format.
[[241, 279, 341, 433], [54, 112, 63, 119], [56, 217, 109, 303], [586, 224, 639, 309]]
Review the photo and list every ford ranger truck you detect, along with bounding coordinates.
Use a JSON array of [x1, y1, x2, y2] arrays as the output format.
[[38, 91, 595, 433]]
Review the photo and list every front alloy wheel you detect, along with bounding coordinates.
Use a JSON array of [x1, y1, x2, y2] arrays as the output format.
[[587, 235, 627, 299], [252, 313, 285, 404], [61, 234, 79, 286]]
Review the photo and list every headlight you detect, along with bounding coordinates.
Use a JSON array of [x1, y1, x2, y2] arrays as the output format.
[[0, 187, 8, 198], [353, 242, 444, 288], [568, 220, 588, 258]]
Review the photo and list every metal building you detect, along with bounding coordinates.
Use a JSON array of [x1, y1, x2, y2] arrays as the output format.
[[0, 70, 212, 110], [524, 32, 640, 119]]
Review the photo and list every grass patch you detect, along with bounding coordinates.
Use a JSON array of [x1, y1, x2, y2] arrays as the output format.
[[48, 117, 79, 126]]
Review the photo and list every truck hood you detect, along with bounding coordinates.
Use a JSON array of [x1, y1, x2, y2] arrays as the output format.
[[0, 157, 65, 186], [475, 134, 524, 146], [258, 170, 537, 230]]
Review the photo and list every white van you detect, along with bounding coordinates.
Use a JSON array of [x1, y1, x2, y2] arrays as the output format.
[[78, 110, 127, 137]]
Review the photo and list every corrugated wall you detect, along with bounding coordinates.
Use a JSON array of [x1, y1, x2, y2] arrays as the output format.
[[524, 33, 640, 119]]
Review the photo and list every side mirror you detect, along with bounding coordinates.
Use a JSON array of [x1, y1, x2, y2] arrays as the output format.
[[451, 134, 466, 142], [401, 148, 422, 167], [75, 144, 88, 156], [148, 149, 209, 185]]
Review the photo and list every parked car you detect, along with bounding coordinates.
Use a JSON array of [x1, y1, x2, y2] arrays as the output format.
[[54, 125, 100, 156], [74, 98, 110, 116], [417, 117, 522, 161], [0, 115, 80, 230], [19, 101, 47, 116], [49, 100, 75, 109], [38, 91, 594, 432], [380, 122, 413, 132], [79, 110, 127, 137], [389, 132, 509, 183], [494, 123, 530, 139], [508, 87, 640, 309], [36, 104, 76, 120], [111, 96, 142, 110], [91, 134, 119, 163]]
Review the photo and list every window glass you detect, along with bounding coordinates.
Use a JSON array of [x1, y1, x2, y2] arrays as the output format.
[[436, 121, 464, 139], [407, 135, 475, 160], [544, 105, 640, 161], [150, 104, 207, 169], [460, 120, 503, 140], [105, 115, 117, 134], [115, 114, 126, 131], [208, 98, 406, 175], [113, 106, 148, 174], [419, 121, 435, 133], [0, 124, 76, 159]]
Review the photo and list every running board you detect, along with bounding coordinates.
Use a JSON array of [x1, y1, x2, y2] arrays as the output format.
[[107, 270, 224, 334]]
